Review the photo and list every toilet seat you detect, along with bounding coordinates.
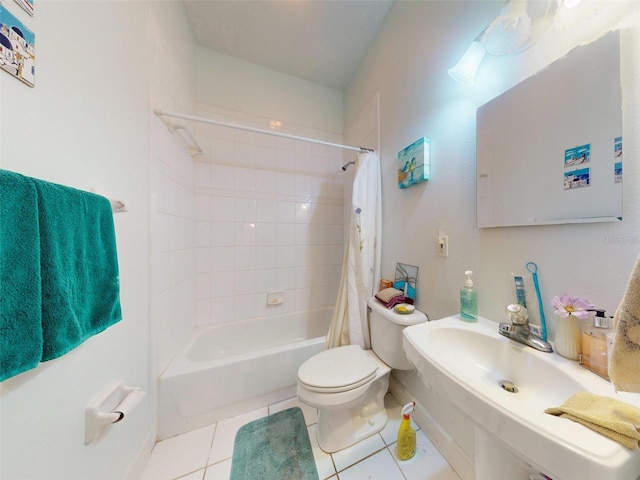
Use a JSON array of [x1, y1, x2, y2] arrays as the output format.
[[297, 345, 378, 393]]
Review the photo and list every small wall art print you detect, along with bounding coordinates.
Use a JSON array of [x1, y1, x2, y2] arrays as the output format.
[[398, 137, 430, 189], [0, 5, 35, 86], [394, 263, 418, 303], [614, 136, 622, 184], [564, 143, 590, 167], [564, 167, 590, 190], [14, 0, 34, 17]]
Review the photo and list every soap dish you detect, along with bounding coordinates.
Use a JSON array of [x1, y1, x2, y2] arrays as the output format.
[[394, 303, 415, 314]]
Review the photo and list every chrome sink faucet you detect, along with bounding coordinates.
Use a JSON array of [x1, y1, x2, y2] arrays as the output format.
[[499, 304, 553, 353]]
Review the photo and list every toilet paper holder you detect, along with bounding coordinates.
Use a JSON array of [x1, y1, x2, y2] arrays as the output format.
[[85, 380, 145, 445]]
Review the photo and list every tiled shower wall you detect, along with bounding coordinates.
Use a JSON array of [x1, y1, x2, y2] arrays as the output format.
[[193, 103, 347, 325], [150, 10, 198, 375]]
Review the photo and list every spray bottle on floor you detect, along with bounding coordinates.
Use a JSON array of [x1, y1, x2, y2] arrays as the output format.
[[397, 401, 416, 461]]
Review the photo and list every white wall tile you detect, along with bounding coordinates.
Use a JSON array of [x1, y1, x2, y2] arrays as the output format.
[[256, 246, 277, 269], [211, 138, 234, 163], [234, 270, 256, 295], [276, 246, 296, 268], [211, 246, 235, 271], [234, 222, 257, 246], [256, 223, 276, 245], [211, 197, 235, 222], [256, 199, 278, 223], [234, 246, 256, 270], [210, 297, 235, 324], [210, 222, 234, 246], [211, 164, 234, 189], [192, 106, 346, 328], [234, 198, 257, 222], [277, 201, 295, 223], [276, 224, 295, 246], [234, 166, 256, 192], [211, 271, 235, 298], [234, 142, 256, 166]]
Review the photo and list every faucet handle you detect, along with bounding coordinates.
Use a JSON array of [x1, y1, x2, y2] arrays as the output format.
[[506, 304, 529, 325]]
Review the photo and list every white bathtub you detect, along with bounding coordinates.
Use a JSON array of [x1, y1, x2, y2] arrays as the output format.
[[158, 308, 331, 439]]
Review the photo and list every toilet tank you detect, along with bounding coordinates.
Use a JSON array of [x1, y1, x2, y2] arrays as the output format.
[[368, 297, 428, 370]]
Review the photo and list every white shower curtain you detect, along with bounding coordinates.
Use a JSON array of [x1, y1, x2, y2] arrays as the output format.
[[326, 151, 382, 350]]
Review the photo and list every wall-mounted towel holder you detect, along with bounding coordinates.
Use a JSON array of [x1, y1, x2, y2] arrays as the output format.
[[90, 188, 128, 213], [85, 380, 145, 445]]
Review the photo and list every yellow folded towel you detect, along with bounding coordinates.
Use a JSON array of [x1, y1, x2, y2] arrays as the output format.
[[545, 391, 640, 450], [609, 254, 640, 393]]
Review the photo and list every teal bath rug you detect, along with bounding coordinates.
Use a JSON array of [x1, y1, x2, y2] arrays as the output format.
[[230, 407, 319, 480]]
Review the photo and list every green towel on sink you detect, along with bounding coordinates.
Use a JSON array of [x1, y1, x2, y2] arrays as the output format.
[[0, 170, 44, 381], [33, 178, 122, 362]]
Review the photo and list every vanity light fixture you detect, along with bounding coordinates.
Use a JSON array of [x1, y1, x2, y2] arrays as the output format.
[[448, 0, 582, 86], [447, 32, 487, 87]]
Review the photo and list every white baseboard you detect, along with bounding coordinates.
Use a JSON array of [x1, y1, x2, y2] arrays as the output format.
[[121, 433, 155, 480]]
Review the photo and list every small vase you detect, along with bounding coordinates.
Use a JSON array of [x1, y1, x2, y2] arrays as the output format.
[[554, 314, 581, 360]]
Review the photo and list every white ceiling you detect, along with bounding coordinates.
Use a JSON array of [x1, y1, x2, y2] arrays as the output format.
[[182, 0, 394, 91]]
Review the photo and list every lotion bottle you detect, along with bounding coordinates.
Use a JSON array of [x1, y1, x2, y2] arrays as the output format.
[[580, 309, 613, 380], [460, 270, 478, 321], [397, 402, 416, 461]]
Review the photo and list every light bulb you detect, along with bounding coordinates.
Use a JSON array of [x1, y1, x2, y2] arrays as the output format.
[[448, 41, 487, 86]]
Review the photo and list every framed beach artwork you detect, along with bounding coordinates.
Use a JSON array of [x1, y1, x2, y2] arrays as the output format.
[[0, 4, 35, 86], [398, 137, 430, 189]]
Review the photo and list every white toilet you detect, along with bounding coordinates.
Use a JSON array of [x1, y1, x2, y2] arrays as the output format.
[[297, 296, 428, 453]]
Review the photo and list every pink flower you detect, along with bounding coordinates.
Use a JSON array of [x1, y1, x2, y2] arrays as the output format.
[[551, 295, 595, 319]]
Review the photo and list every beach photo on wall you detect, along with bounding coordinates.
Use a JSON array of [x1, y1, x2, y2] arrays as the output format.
[[398, 137, 430, 189], [0, 5, 35, 86]]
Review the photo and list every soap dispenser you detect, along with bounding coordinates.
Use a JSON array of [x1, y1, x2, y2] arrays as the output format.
[[580, 309, 613, 380], [460, 270, 478, 322]]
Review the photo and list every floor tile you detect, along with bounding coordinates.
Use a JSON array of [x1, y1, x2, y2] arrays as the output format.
[[338, 447, 405, 480], [143, 394, 462, 480], [394, 430, 461, 480], [178, 470, 205, 480], [140, 424, 215, 480], [307, 424, 337, 480], [331, 433, 386, 472], [204, 459, 232, 480], [208, 406, 269, 464]]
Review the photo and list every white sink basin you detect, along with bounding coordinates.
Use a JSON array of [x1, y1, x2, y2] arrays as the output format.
[[403, 315, 640, 480]]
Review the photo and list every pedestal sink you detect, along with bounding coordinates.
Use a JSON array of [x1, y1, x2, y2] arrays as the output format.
[[403, 315, 640, 480]]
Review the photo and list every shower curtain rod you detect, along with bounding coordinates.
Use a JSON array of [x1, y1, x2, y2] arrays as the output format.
[[155, 109, 375, 154]]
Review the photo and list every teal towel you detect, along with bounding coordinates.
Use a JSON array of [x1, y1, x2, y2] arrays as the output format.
[[33, 179, 122, 362], [0, 171, 43, 381], [0, 170, 122, 381]]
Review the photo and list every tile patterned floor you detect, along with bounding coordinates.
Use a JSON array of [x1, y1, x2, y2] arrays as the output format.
[[141, 394, 462, 480]]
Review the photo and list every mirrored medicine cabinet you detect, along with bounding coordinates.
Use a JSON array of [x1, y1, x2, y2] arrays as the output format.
[[477, 30, 622, 228]]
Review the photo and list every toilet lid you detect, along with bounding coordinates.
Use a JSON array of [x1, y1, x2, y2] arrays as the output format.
[[298, 345, 379, 393]]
